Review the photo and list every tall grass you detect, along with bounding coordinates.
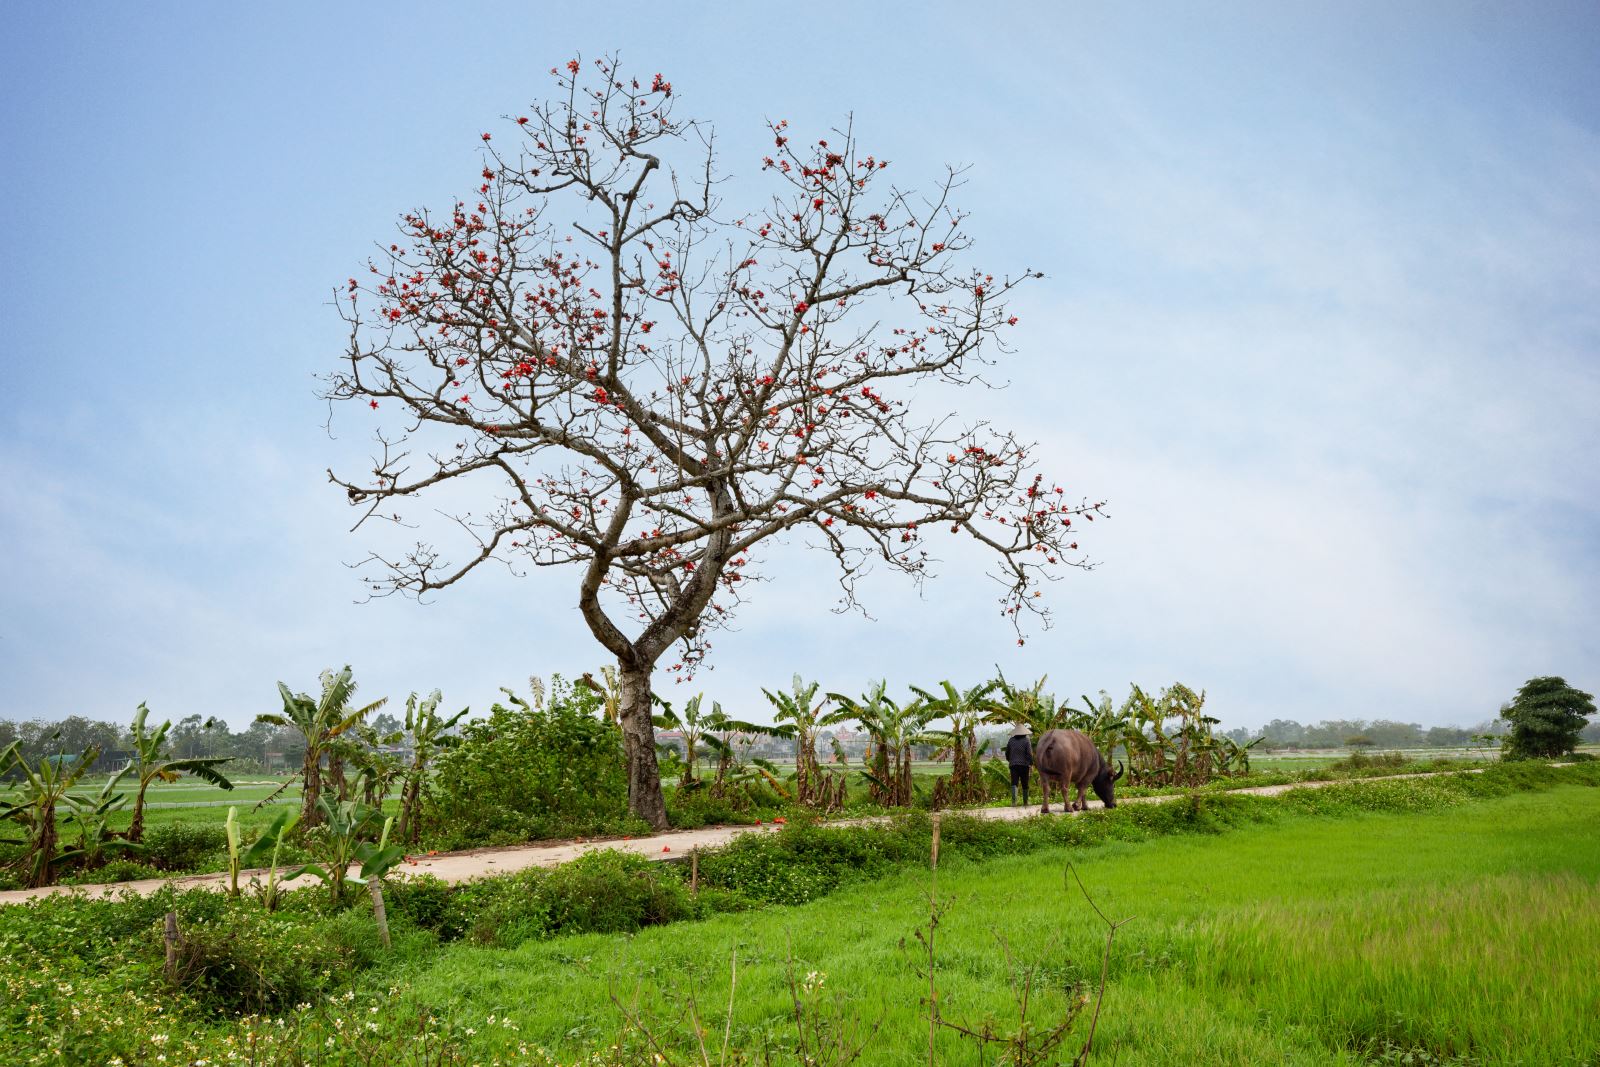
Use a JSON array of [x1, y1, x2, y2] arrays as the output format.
[[1178, 875, 1599, 1061], [391, 783, 1600, 1065]]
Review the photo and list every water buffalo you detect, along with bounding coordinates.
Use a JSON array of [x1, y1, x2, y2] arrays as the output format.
[[1034, 729, 1124, 814]]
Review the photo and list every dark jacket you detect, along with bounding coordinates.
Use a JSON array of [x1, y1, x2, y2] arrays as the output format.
[[1004, 733, 1034, 767]]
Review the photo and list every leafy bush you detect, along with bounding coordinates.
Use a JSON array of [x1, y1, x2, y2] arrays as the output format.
[[142, 822, 229, 872], [168, 904, 351, 1013], [666, 784, 782, 828], [542, 849, 694, 934], [61, 858, 164, 884], [384, 872, 456, 933], [426, 676, 634, 847], [698, 821, 919, 905], [444, 869, 554, 946], [390, 852, 695, 947]]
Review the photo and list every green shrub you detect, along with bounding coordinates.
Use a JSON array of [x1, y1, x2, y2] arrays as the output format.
[[61, 858, 164, 885], [697, 822, 919, 905], [388, 852, 696, 948], [426, 677, 634, 847], [142, 822, 229, 872], [666, 785, 778, 828], [167, 903, 350, 1013], [542, 849, 694, 935], [445, 869, 554, 946], [384, 873, 455, 932]]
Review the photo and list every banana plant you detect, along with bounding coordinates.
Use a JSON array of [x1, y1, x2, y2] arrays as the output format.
[[124, 702, 235, 843], [65, 767, 137, 870], [296, 793, 382, 906], [352, 816, 407, 948], [763, 675, 842, 807], [703, 707, 788, 799], [576, 667, 623, 726], [912, 680, 1002, 805], [652, 692, 725, 788], [829, 682, 934, 808], [395, 689, 468, 845], [255, 667, 385, 828], [238, 807, 302, 911], [986, 671, 1073, 737], [0, 741, 98, 888], [1073, 691, 1131, 757], [738, 756, 793, 801]]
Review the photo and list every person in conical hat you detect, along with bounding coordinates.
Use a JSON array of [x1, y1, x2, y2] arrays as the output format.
[[1003, 723, 1033, 806]]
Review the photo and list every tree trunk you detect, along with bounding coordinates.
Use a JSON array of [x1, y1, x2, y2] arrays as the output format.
[[618, 661, 670, 831], [301, 745, 322, 828], [128, 779, 150, 843], [397, 771, 422, 844], [327, 752, 347, 801], [31, 802, 58, 888], [369, 878, 391, 950], [795, 731, 812, 806]]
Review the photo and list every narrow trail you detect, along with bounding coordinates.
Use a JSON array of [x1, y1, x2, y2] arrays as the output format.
[[0, 769, 1488, 906]]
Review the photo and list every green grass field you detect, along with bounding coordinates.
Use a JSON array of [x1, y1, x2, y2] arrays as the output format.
[[387, 784, 1600, 1065]]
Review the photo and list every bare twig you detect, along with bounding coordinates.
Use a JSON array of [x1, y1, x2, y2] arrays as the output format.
[[1067, 862, 1133, 1066]]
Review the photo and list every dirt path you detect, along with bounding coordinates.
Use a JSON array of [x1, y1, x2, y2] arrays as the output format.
[[0, 768, 1490, 906]]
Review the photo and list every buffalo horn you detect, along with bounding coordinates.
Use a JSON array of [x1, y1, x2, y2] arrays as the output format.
[[1112, 760, 1125, 782]]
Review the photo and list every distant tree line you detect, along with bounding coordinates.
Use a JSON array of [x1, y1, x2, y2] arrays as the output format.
[[0, 712, 407, 774], [1228, 718, 1522, 750]]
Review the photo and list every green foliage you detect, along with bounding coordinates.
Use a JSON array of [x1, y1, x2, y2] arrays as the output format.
[[256, 665, 386, 828], [3, 764, 1598, 1065], [541, 849, 695, 934], [1326, 749, 1408, 772], [61, 857, 164, 885], [0, 741, 98, 887], [124, 701, 235, 843], [1500, 675, 1595, 759], [380, 781, 1600, 1065], [142, 821, 229, 872], [63, 766, 138, 869], [828, 680, 933, 808], [762, 674, 833, 807], [166, 904, 353, 1013], [386, 851, 695, 948], [396, 688, 468, 845], [298, 793, 387, 906], [426, 676, 631, 847], [698, 820, 920, 905]]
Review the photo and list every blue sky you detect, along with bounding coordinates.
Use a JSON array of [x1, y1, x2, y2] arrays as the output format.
[[2, 2, 1596, 731]]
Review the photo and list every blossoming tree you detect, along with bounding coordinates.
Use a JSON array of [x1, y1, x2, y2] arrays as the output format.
[[326, 58, 1104, 829]]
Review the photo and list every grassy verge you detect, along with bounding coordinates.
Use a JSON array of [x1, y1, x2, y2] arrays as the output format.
[[396, 772, 1600, 1065], [3, 762, 1595, 1064]]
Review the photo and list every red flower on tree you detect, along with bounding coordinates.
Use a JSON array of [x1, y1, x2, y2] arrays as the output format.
[[325, 56, 1104, 832]]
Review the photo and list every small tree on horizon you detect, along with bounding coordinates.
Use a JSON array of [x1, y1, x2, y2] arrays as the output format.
[[325, 57, 1102, 830], [1499, 676, 1595, 760]]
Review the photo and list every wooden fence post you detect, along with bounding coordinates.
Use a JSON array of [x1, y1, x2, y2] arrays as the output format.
[[163, 911, 180, 981]]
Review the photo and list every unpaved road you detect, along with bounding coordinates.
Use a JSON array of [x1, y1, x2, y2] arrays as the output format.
[[0, 769, 1488, 906]]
